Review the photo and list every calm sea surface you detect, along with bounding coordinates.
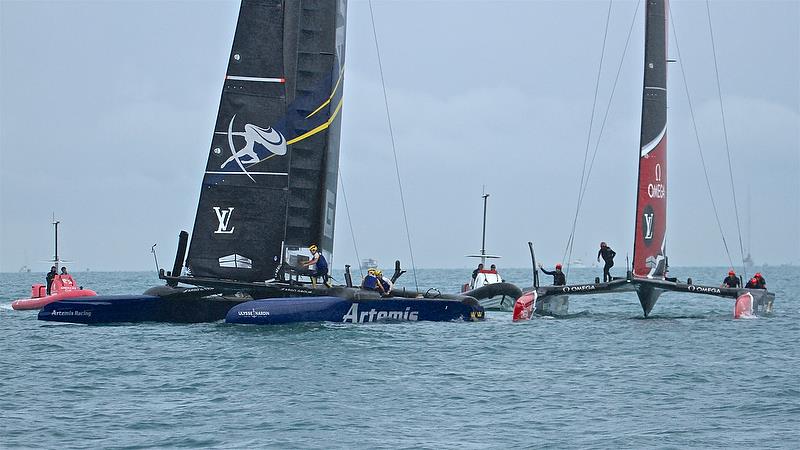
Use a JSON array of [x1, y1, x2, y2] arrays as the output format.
[[1, 266, 798, 448]]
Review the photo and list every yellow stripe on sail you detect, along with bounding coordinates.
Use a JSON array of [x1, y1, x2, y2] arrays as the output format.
[[305, 66, 345, 120], [287, 97, 343, 145]]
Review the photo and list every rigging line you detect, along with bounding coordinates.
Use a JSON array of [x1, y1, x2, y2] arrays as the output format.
[[368, 0, 418, 291], [706, 0, 747, 274], [670, 4, 734, 269], [338, 172, 364, 280], [572, 0, 642, 232], [562, 0, 614, 277]]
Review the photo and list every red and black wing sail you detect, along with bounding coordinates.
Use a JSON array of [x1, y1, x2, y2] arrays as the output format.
[[633, 0, 668, 279]]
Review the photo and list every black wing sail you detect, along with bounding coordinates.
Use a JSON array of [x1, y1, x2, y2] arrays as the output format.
[[186, 0, 347, 282]]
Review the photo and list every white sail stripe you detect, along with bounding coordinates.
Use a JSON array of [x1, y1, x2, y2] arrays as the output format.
[[226, 75, 284, 83], [205, 171, 288, 176], [640, 124, 667, 157], [645, 86, 666, 91]]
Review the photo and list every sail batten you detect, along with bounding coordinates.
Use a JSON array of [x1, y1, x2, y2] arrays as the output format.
[[632, 0, 668, 279]]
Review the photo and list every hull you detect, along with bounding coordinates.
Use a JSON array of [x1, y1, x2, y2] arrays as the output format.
[[38, 294, 244, 324], [12, 289, 97, 311], [226, 296, 484, 325], [461, 282, 522, 311]]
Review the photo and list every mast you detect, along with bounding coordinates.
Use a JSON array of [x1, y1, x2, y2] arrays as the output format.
[[52, 214, 60, 269], [632, 0, 668, 279], [185, 0, 347, 282], [480, 193, 489, 266]]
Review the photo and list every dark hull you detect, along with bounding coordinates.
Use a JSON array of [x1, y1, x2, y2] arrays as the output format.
[[227, 296, 484, 325], [37, 283, 485, 325]]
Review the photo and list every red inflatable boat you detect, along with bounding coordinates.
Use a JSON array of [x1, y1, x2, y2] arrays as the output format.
[[12, 274, 97, 310]]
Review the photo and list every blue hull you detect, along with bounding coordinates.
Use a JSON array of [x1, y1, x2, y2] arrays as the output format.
[[226, 296, 484, 325], [38, 294, 243, 324]]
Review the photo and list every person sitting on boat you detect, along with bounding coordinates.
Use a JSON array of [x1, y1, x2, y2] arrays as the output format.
[[745, 277, 760, 289], [471, 263, 484, 280], [538, 263, 566, 286], [753, 272, 766, 289], [597, 242, 616, 282], [301, 244, 331, 287], [722, 270, 740, 288], [376, 270, 393, 296], [46, 266, 57, 295], [361, 268, 380, 290], [60, 266, 68, 275]]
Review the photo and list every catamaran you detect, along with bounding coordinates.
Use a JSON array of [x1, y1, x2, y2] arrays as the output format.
[[39, 0, 486, 325], [513, 0, 774, 321]]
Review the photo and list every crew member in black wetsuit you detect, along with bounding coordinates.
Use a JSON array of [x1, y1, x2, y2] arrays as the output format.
[[745, 277, 759, 289], [597, 242, 616, 283], [538, 263, 566, 286], [45, 266, 57, 295], [722, 270, 740, 288]]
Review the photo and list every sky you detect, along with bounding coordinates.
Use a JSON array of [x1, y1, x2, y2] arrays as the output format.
[[1, 0, 798, 273]]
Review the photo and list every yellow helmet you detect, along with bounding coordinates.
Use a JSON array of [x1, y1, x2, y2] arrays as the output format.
[[375, 270, 383, 277], [367, 268, 377, 275], [308, 244, 318, 252]]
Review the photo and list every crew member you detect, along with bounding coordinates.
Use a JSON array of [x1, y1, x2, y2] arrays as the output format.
[[753, 272, 766, 289], [302, 244, 331, 287], [722, 270, 740, 288], [597, 242, 616, 282], [376, 270, 392, 296], [538, 263, 566, 286], [60, 266, 68, 275], [361, 268, 380, 291], [745, 277, 760, 289], [46, 266, 57, 295]]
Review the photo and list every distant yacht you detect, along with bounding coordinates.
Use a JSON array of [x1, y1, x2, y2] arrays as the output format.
[[360, 258, 379, 271]]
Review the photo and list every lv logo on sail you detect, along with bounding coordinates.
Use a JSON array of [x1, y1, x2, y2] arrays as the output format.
[[213, 207, 235, 234]]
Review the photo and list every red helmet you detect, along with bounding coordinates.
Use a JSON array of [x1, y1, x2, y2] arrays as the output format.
[[755, 272, 762, 277], [751, 278, 758, 283], [728, 270, 735, 275], [555, 263, 562, 269]]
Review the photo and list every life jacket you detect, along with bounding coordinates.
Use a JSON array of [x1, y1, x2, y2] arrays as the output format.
[[315, 254, 328, 272], [379, 277, 392, 292]]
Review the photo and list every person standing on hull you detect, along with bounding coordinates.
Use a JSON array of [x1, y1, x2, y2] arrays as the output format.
[[46, 266, 57, 295], [538, 263, 566, 286], [597, 242, 616, 282], [301, 244, 331, 288], [722, 270, 740, 288]]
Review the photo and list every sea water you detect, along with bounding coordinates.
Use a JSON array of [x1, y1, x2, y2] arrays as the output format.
[[1, 267, 798, 448]]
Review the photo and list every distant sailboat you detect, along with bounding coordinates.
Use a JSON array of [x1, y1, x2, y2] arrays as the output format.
[[40, 0, 485, 325], [514, 0, 774, 320]]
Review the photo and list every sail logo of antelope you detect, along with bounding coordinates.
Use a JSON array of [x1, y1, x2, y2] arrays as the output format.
[[220, 114, 287, 181]]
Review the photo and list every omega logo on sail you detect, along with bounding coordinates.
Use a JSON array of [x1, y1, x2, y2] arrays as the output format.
[[648, 164, 665, 199]]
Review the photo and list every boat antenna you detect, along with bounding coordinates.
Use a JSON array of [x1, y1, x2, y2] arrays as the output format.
[[480, 191, 489, 266], [705, 0, 747, 274], [52, 213, 60, 269], [368, 0, 418, 291], [151, 244, 160, 275]]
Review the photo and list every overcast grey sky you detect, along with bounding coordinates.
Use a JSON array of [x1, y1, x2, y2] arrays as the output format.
[[1, 0, 798, 272]]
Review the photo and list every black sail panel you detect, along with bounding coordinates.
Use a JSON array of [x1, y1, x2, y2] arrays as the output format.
[[186, 0, 347, 282]]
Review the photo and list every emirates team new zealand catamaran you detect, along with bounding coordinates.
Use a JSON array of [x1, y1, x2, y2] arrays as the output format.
[[513, 0, 774, 321], [39, 0, 489, 325]]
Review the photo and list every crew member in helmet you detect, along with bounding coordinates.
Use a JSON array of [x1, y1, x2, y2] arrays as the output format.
[[376, 270, 393, 296], [361, 268, 379, 290], [753, 272, 766, 289], [538, 263, 566, 286], [745, 277, 760, 289], [722, 270, 740, 288], [302, 244, 331, 287], [597, 242, 616, 282]]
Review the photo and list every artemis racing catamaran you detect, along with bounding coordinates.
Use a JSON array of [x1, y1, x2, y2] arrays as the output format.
[[513, 0, 774, 321], [39, 0, 486, 325]]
